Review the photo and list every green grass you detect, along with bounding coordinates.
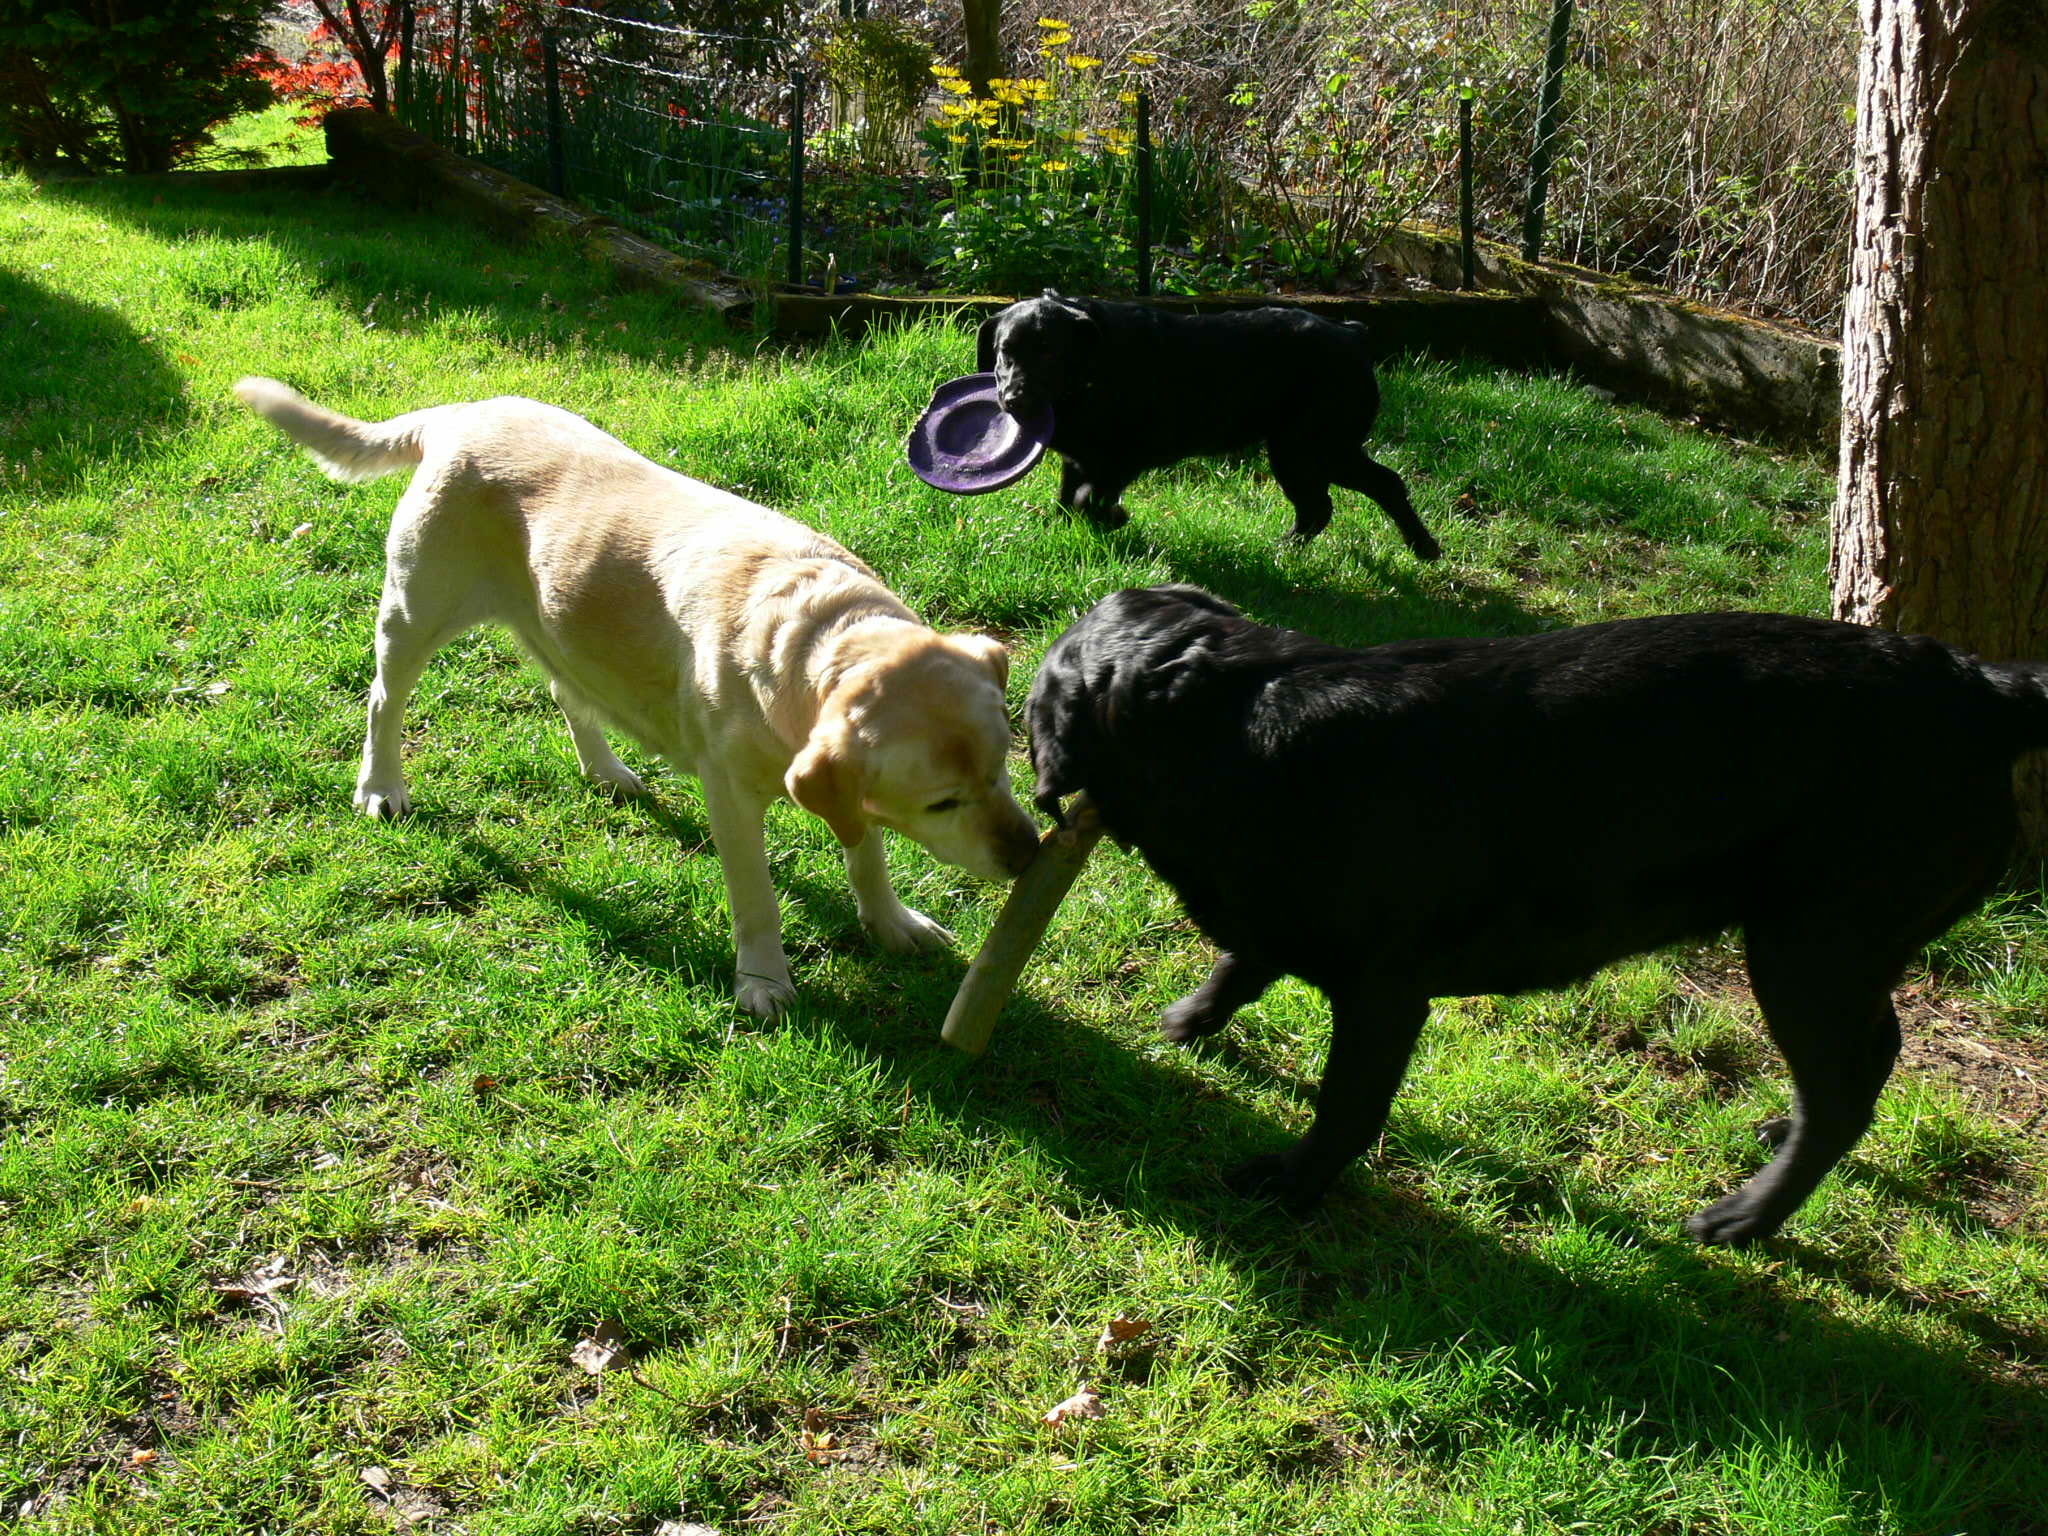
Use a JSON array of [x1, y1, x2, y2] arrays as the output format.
[[182, 101, 330, 172], [2, 159, 2045, 1536]]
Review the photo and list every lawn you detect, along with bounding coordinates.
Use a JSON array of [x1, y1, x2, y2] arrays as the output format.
[[1, 160, 2044, 1536]]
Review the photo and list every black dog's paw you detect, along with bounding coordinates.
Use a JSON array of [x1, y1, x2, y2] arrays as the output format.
[[1158, 994, 1232, 1044], [1685, 1191, 1783, 1248], [1081, 501, 1130, 530], [1224, 1153, 1327, 1214], [1754, 1116, 1793, 1149], [1409, 531, 1444, 562]]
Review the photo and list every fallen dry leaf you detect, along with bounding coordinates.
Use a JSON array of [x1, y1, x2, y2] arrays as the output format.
[[652, 1522, 721, 1536], [360, 1465, 391, 1496], [1040, 1387, 1106, 1426], [570, 1320, 629, 1375], [127, 1447, 157, 1467], [800, 1405, 840, 1461], [1096, 1316, 1152, 1352]]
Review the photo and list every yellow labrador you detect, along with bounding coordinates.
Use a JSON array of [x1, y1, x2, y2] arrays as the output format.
[[236, 378, 1040, 1017]]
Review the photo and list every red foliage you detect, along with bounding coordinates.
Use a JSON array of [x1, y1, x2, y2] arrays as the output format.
[[249, 47, 369, 125]]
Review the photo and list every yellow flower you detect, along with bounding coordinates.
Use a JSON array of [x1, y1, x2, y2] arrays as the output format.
[[940, 77, 971, 94], [1130, 51, 1158, 67], [941, 101, 971, 117], [1035, 16, 1067, 27], [1118, 91, 1137, 104], [1105, 143, 1131, 155], [1069, 55, 1101, 69], [948, 131, 970, 144], [930, 62, 960, 77], [1040, 159, 1070, 172]]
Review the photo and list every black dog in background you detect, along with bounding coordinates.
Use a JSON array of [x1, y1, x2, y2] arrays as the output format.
[[1028, 584, 2048, 1245], [976, 293, 1441, 560]]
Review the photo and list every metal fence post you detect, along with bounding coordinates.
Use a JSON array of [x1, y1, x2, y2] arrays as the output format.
[[787, 70, 806, 289], [398, 0, 415, 122], [1521, 0, 1575, 264], [1459, 86, 1476, 289], [542, 29, 566, 197], [1134, 88, 1153, 297]]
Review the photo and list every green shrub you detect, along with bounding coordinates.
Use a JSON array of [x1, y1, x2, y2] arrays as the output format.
[[0, 1, 273, 173], [818, 15, 935, 173]]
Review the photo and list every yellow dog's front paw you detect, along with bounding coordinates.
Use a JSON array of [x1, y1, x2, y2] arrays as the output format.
[[865, 905, 954, 954]]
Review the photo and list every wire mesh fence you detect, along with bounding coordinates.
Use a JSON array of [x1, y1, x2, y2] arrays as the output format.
[[387, 0, 1856, 330], [397, 2, 797, 277]]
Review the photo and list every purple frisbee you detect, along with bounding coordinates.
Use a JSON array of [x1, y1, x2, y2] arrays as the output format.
[[906, 372, 1054, 495]]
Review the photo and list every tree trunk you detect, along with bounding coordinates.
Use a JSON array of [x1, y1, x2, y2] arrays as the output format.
[[961, 0, 1002, 98], [313, 0, 399, 113], [1831, 0, 2048, 845]]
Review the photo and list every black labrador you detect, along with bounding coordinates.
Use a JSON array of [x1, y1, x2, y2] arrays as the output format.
[[1027, 584, 2048, 1244], [976, 293, 1440, 559]]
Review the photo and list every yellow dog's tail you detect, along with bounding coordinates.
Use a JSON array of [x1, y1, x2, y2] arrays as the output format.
[[233, 376, 451, 484]]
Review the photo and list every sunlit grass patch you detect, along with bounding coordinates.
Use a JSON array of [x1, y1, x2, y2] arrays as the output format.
[[1, 162, 2042, 1536]]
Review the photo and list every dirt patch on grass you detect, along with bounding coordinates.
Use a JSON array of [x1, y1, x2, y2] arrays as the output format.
[[1675, 960, 2048, 1146], [1888, 984, 2048, 1141]]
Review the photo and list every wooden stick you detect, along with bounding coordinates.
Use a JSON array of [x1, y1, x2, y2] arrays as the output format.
[[942, 795, 1104, 1056]]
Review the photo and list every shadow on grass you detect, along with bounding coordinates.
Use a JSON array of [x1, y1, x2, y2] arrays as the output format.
[[0, 266, 188, 491], [411, 741, 2048, 1531], [446, 776, 2045, 1531], [35, 173, 737, 375], [880, 993, 2041, 1531], [482, 813, 2039, 1531]]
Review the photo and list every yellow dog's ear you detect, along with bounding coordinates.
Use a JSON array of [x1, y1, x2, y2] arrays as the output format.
[[786, 725, 869, 847], [952, 632, 1011, 692]]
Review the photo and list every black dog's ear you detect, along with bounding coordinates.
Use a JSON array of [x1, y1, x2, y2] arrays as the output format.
[[1045, 295, 1100, 376], [1027, 664, 1092, 820], [975, 311, 1000, 373]]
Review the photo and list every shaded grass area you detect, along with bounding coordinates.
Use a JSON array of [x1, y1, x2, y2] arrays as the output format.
[[1, 163, 2044, 1536]]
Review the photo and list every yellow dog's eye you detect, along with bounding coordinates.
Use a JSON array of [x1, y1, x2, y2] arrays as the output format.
[[927, 797, 962, 814]]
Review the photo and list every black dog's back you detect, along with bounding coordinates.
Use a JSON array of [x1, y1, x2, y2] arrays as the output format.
[[976, 295, 1439, 557], [1028, 585, 2048, 1241], [1064, 304, 1380, 458]]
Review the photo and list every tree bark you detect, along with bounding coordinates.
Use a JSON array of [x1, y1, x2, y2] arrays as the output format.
[[1832, 0, 2048, 845], [961, 0, 1003, 98]]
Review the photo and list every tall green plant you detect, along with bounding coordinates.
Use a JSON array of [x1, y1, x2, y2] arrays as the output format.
[[819, 15, 934, 173], [925, 18, 1141, 293], [1227, 1, 1463, 287], [0, 0, 272, 173]]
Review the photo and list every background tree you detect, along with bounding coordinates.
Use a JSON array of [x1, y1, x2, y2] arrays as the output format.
[[1830, 0, 2048, 844], [308, 1, 402, 113], [0, 1, 271, 172], [961, 0, 1003, 97]]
